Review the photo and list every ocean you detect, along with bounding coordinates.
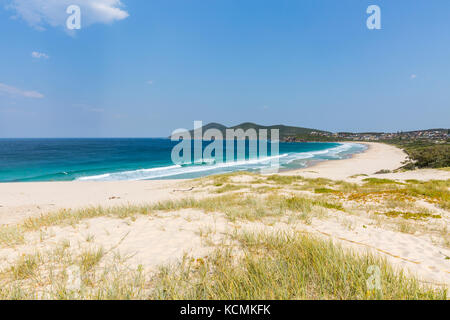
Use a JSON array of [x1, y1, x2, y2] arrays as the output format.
[[0, 139, 367, 182]]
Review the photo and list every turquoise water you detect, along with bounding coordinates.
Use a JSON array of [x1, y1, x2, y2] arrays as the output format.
[[0, 139, 367, 182]]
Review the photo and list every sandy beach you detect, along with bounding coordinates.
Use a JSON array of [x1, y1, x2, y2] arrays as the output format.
[[285, 142, 450, 181], [0, 142, 449, 296]]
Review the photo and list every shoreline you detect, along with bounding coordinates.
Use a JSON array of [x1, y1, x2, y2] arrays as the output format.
[[281, 142, 407, 180], [279, 141, 371, 174]]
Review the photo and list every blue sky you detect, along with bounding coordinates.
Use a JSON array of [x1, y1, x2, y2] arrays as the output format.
[[0, 0, 449, 137]]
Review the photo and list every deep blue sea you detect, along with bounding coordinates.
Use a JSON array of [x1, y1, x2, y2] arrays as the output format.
[[0, 139, 367, 182]]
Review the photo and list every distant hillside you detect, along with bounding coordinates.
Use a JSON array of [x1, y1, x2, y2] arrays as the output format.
[[176, 122, 329, 140]]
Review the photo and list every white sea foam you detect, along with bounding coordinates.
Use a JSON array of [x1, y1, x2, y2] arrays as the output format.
[[77, 155, 287, 181], [76, 143, 366, 182]]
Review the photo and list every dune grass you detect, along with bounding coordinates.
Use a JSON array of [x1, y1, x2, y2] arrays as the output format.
[[152, 231, 447, 300], [376, 211, 442, 220], [214, 184, 248, 194], [363, 178, 404, 185], [2, 173, 447, 249], [0, 191, 343, 248], [153, 193, 342, 222], [1, 230, 446, 300]]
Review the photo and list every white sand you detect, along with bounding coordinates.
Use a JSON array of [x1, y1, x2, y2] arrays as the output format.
[[0, 180, 195, 225], [0, 142, 448, 288], [285, 142, 450, 181]]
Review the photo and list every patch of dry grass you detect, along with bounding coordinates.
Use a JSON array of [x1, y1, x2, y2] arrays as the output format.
[[376, 211, 442, 220], [0, 242, 146, 300], [151, 231, 446, 300]]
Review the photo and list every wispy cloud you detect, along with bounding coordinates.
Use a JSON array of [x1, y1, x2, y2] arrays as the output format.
[[0, 83, 44, 99], [8, 0, 129, 30], [410, 74, 417, 80], [147, 80, 154, 85], [31, 51, 49, 59]]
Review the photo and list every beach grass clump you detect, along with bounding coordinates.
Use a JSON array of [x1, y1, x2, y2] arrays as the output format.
[[349, 174, 369, 178], [151, 231, 446, 300], [363, 178, 403, 185], [0, 205, 155, 247], [376, 211, 442, 220], [10, 253, 41, 280], [305, 177, 334, 187], [397, 221, 416, 235], [314, 187, 339, 194], [266, 175, 303, 185], [79, 248, 105, 273], [294, 177, 335, 191], [211, 175, 231, 187], [214, 184, 248, 194], [0, 225, 25, 247], [341, 179, 449, 207], [19, 205, 152, 231], [403, 180, 449, 201], [251, 185, 281, 193], [0, 243, 147, 300], [207, 171, 257, 187], [150, 193, 342, 221], [312, 199, 344, 211]]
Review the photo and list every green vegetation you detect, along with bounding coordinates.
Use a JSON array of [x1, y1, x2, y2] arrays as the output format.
[[314, 187, 339, 194], [376, 211, 442, 220], [363, 178, 404, 185], [385, 140, 450, 169], [349, 174, 369, 178], [214, 184, 247, 193], [186, 122, 330, 141]]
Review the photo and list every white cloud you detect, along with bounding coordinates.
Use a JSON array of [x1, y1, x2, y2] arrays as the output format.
[[31, 51, 49, 59], [8, 0, 129, 30], [0, 83, 44, 99], [147, 80, 154, 85], [410, 74, 417, 80]]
